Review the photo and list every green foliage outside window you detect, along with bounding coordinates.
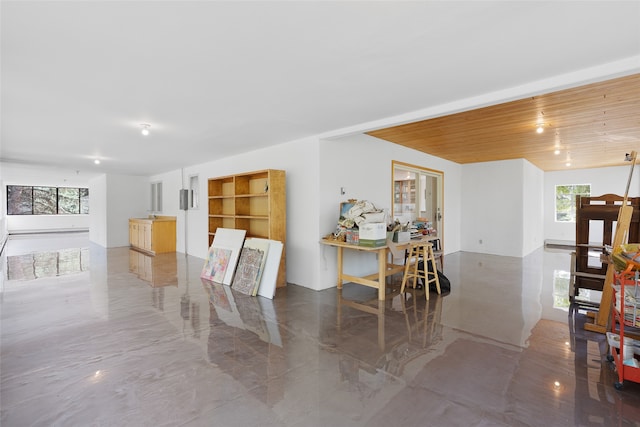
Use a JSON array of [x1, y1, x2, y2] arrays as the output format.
[[7, 185, 89, 215], [58, 187, 79, 214], [34, 187, 57, 214], [7, 186, 33, 215], [555, 184, 590, 222]]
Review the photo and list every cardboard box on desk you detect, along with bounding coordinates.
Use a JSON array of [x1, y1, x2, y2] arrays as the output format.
[[359, 223, 386, 240], [358, 223, 387, 247]]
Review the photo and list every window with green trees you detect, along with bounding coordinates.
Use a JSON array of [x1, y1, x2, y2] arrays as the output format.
[[555, 184, 590, 222], [7, 186, 89, 215]]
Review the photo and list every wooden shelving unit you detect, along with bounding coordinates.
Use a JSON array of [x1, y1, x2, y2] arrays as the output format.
[[208, 169, 286, 287], [394, 179, 416, 218]]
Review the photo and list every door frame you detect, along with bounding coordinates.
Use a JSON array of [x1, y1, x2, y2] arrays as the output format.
[[391, 160, 444, 246]]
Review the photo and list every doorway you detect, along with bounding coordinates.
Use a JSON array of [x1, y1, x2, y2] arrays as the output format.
[[391, 160, 444, 241]]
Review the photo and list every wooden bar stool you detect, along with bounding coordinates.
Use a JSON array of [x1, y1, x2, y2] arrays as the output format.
[[400, 241, 441, 299], [431, 238, 444, 271]]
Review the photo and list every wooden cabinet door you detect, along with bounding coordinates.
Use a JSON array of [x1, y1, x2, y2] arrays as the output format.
[[130, 222, 139, 247], [141, 223, 153, 251]]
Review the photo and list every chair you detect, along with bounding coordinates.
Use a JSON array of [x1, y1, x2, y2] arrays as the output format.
[[400, 241, 441, 299]]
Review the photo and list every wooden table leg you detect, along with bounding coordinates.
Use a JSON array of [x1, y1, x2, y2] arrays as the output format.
[[337, 288, 342, 332], [377, 299, 385, 350], [337, 246, 344, 289], [378, 247, 386, 300]]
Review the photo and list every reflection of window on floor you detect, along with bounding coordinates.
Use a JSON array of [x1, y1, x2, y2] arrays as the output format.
[[7, 248, 89, 280], [553, 270, 571, 310]]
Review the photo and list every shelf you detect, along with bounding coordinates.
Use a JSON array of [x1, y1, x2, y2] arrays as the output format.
[[235, 171, 269, 195], [208, 198, 235, 216], [208, 177, 235, 197], [208, 169, 286, 287], [208, 216, 236, 233], [236, 196, 268, 216]]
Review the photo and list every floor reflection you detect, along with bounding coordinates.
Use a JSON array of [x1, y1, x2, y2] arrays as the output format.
[[203, 279, 286, 407], [6, 247, 89, 280], [331, 287, 444, 376], [129, 249, 177, 287], [2, 233, 640, 426]]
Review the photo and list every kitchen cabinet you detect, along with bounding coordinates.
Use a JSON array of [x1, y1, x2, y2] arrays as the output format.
[[129, 216, 176, 254]]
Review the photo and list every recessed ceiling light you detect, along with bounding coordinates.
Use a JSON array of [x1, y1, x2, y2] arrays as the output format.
[[94, 159, 101, 165], [536, 123, 545, 134], [140, 123, 151, 136]]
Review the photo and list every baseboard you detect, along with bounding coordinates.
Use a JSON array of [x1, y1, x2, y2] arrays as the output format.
[[9, 228, 89, 235], [544, 239, 576, 250]]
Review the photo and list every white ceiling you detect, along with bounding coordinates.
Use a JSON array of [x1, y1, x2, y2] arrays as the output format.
[[2, 1, 640, 177]]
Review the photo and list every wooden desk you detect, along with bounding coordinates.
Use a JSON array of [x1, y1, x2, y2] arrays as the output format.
[[320, 235, 439, 301]]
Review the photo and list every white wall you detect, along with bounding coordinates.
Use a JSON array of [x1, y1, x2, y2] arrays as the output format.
[[105, 174, 149, 247], [7, 212, 90, 233], [460, 158, 544, 257], [89, 174, 149, 248], [462, 159, 527, 256], [544, 164, 640, 243], [522, 160, 545, 255], [89, 175, 108, 247]]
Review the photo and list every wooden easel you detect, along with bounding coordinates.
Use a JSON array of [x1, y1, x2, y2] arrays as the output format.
[[584, 151, 637, 334]]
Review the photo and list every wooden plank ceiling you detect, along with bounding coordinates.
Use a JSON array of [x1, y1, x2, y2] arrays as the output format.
[[367, 73, 640, 171]]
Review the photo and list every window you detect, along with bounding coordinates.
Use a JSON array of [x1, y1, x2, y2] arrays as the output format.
[[6, 185, 90, 215], [189, 175, 199, 209], [7, 186, 33, 215], [34, 187, 57, 214], [151, 181, 163, 213], [58, 187, 80, 214], [555, 184, 590, 222], [80, 188, 89, 214]]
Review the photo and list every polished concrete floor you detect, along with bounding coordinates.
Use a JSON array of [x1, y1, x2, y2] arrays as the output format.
[[1, 233, 640, 427]]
